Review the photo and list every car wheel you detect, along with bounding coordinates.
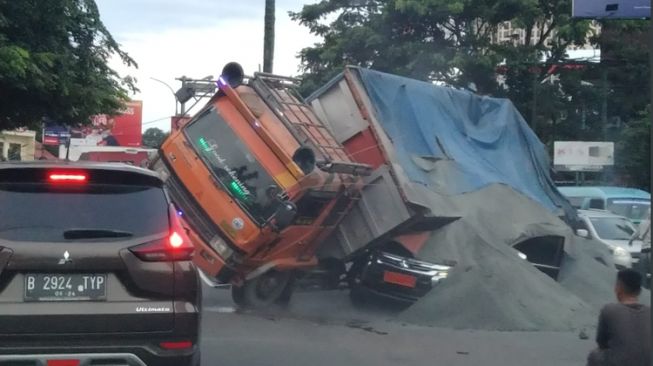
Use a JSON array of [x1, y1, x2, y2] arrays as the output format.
[[319, 258, 346, 289], [349, 283, 369, 307]]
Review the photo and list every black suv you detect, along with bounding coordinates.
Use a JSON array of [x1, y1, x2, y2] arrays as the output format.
[[0, 162, 201, 366]]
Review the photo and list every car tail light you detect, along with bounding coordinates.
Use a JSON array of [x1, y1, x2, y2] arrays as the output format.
[[47, 360, 80, 366], [160, 340, 193, 350], [129, 204, 194, 262], [48, 172, 88, 183], [170, 231, 184, 248]]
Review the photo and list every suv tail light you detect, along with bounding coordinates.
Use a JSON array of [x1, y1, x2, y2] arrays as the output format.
[[129, 204, 194, 262]]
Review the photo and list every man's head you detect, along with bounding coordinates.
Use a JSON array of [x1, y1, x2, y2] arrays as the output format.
[[615, 268, 642, 302]]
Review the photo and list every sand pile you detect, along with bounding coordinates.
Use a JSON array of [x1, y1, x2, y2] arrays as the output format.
[[397, 184, 632, 331]]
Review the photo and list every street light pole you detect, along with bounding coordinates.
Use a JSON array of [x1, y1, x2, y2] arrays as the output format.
[[150, 77, 178, 116]]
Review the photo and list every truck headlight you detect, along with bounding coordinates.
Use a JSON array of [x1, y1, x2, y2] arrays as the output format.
[[210, 235, 233, 259]]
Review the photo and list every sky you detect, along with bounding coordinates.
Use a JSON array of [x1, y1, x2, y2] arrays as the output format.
[[96, 0, 321, 133]]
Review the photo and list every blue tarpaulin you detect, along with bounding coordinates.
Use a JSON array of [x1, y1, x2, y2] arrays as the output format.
[[353, 68, 575, 217]]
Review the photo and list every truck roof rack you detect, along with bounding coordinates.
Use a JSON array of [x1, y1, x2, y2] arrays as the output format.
[[250, 72, 371, 177]]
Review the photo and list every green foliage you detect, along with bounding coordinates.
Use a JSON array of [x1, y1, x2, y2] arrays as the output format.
[[0, 0, 137, 131], [142, 127, 168, 148], [291, 0, 592, 96], [292, 0, 650, 188], [615, 106, 650, 190]]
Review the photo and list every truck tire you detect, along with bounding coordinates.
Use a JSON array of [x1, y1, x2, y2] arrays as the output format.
[[275, 274, 296, 306], [232, 270, 292, 308], [231, 285, 247, 307], [347, 258, 368, 307], [319, 258, 346, 289]]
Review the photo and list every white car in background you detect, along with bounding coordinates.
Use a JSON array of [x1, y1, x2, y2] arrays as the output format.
[[577, 209, 641, 269]]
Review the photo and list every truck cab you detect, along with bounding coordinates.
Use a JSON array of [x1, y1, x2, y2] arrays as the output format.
[[152, 64, 371, 306]]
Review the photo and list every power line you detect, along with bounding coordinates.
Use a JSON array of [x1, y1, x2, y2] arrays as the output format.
[[141, 116, 171, 126]]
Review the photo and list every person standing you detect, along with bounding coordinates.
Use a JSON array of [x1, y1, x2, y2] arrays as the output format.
[[587, 269, 651, 366], [630, 209, 651, 288]]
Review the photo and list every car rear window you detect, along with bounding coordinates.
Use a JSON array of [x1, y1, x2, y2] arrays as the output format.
[[0, 183, 169, 242]]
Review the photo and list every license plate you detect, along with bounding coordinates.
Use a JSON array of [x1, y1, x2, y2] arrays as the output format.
[[383, 270, 417, 288], [24, 274, 107, 301]]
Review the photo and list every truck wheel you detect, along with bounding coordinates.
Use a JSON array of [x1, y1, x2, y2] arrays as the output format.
[[346, 258, 368, 307], [275, 273, 296, 306], [231, 285, 247, 307], [320, 258, 346, 289], [234, 270, 292, 308]]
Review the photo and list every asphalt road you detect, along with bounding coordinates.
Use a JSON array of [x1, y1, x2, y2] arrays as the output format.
[[200, 284, 597, 366]]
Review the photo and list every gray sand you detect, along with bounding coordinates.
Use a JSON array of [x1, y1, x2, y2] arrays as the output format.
[[397, 184, 628, 331]]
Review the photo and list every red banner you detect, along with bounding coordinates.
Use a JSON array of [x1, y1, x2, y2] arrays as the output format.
[[87, 101, 143, 147], [42, 135, 60, 146]]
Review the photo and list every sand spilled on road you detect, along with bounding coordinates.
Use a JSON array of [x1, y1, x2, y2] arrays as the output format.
[[398, 184, 633, 331]]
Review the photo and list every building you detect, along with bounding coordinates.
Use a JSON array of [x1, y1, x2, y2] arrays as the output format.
[[0, 130, 36, 161], [492, 21, 601, 50]]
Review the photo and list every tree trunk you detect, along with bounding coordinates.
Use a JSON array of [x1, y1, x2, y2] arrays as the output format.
[[263, 0, 275, 73]]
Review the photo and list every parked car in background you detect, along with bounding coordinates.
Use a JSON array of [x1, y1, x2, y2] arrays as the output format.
[[559, 186, 650, 226], [577, 209, 640, 269]]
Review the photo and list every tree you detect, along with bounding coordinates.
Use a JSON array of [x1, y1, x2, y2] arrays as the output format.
[[0, 0, 137, 131], [142, 127, 168, 148], [290, 0, 592, 98], [614, 106, 650, 190], [263, 0, 275, 73], [291, 1, 650, 188]]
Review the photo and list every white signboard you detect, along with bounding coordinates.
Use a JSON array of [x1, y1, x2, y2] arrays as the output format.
[[572, 0, 650, 19], [554, 141, 614, 172]]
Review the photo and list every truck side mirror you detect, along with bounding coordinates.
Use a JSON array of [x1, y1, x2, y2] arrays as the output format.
[[274, 201, 297, 231]]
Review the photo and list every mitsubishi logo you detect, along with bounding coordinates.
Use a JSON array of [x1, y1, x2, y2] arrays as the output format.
[[58, 251, 72, 265]]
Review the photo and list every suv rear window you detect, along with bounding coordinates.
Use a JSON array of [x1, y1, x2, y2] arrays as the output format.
[[0, 184, 169, 242]]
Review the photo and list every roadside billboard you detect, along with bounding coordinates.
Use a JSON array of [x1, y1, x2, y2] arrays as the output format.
[[553, 141, 614, 171], [572, 0, 650, 19], [45, 101, 143, 148], [43, 126, 71, 146], [80, 100, 143, 147]]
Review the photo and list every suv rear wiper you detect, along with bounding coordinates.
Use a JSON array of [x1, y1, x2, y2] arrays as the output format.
[[63, 229, 134, 240]]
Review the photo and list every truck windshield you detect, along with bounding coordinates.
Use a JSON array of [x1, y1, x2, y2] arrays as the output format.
[[184, 108, 282, 225]]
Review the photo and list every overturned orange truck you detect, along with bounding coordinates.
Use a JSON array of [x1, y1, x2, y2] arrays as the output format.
[[151, 63, 454, 307]]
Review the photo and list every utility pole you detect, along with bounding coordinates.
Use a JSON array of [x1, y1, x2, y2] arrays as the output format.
[[648, 9, 652, 196], [263, 0, 275, 73], [531, 71, 538, 133]]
